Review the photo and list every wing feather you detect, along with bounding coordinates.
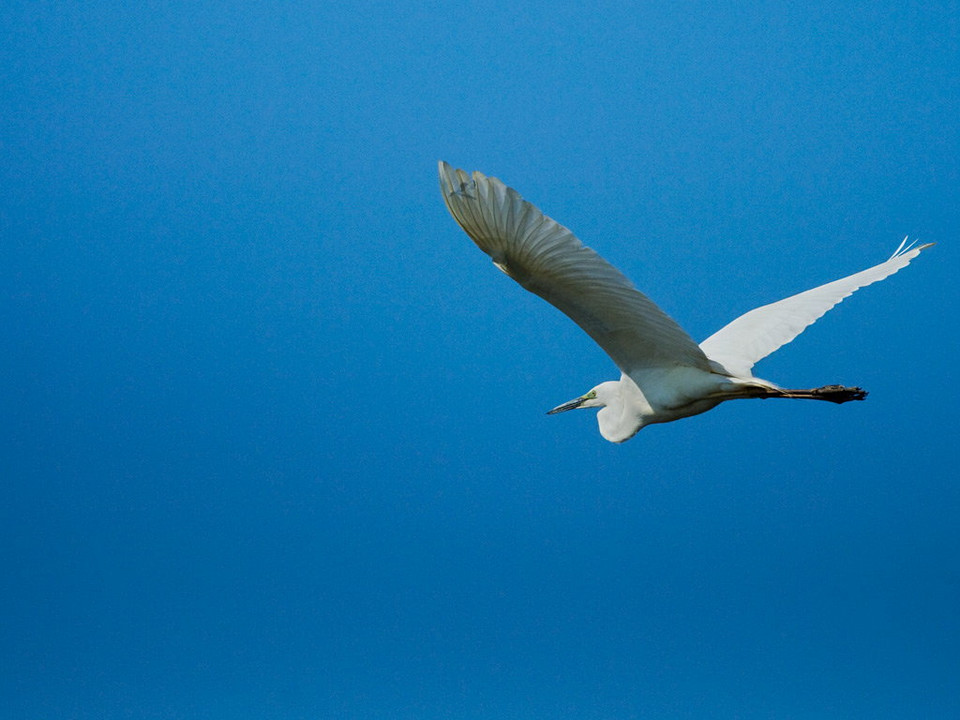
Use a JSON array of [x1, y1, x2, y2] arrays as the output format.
[[699, 239, 933, 377], [439, 161, 711, 374]]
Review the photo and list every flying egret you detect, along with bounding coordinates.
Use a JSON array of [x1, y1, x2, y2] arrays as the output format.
[[438, 161, 932, 443]]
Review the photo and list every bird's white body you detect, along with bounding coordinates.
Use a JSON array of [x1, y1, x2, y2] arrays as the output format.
[[580, 369, 776, 443], [438, 161, 932, 443]]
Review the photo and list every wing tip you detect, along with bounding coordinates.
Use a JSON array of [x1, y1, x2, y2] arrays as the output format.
[[438, 161, 481, 207], [438, 160, 459, 193], [889, 236, 936, 261]]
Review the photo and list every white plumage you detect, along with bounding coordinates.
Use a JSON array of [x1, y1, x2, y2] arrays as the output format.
[[439, 161, 932, 443], [699, 237, 928, 378]]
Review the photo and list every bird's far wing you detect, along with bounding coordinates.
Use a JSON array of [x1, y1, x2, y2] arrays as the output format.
[[439, 161, 712, 374], [699, 239, 933, 377]]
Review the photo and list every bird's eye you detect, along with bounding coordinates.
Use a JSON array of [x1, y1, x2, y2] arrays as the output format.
[[584, 390, 597, 400]]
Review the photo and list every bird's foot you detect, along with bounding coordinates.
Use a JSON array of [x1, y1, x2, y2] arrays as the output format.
[[811, 385, 868, 403]]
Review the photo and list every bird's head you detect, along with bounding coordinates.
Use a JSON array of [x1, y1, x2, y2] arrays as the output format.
[[546, 383, 614, 414], [546, 380, 642, 443]]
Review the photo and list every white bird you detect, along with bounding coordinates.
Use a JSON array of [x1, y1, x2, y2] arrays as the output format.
[[438, 161, 933, 443]]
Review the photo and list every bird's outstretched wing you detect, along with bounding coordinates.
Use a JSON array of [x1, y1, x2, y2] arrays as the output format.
[[699, 239, 933, 377], [439, 161, 712, 374]]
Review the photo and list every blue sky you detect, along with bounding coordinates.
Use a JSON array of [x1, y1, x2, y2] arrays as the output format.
[[2, 1, 958, 718]]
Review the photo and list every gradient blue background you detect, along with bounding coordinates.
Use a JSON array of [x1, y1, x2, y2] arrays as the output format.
[[2, 2, 958, 718]]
